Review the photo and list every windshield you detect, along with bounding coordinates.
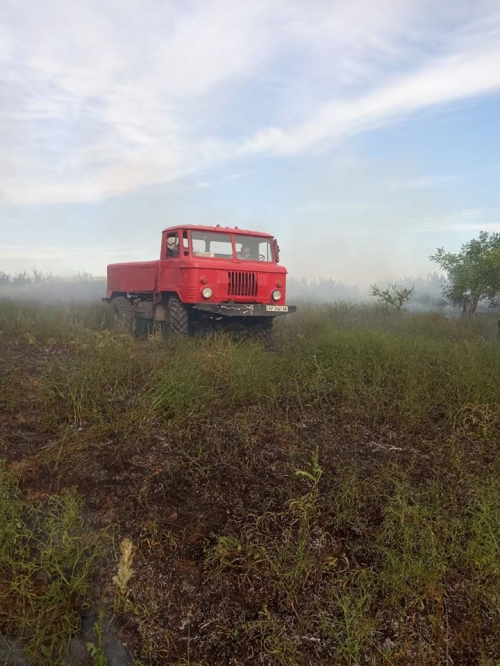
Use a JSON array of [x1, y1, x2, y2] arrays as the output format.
[[191, 232, 233, 259], [235, 234, 273, 262], [190, 231, 275, 262]]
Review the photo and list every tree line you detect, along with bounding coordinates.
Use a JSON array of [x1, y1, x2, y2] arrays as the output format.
[[1, 231, 498, 316]]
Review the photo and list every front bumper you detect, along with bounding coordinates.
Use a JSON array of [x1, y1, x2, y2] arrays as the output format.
[[193, 303, 297, 318]]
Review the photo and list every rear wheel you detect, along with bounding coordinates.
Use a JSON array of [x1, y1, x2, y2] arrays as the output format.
[[167, 295, 189, 335], [254, 326, 272, 342], [223, 322, 247, 335], [221, 320, 274, 346], [222, 321, 249, 342], [133, 317, 153, 337], [253, 320, 274, 347], [111, 296, 133, 327]]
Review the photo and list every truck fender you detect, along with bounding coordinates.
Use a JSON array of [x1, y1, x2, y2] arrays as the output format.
[[154, 302, 167, 321]]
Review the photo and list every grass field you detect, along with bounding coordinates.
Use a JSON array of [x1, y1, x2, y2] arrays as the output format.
[[1, 298, 499, 665]]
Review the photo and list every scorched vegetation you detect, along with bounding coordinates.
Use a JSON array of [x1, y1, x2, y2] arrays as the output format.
[[0, 298, 499, 665]]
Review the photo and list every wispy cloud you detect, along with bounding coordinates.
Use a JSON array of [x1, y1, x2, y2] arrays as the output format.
[[385, 175, 457, 190], [408, 208, 500, 233], [301, 201, 386, 213], [237, 45, 500, 156], [195, 171, 249, 188], [0, 0, 499, 205]]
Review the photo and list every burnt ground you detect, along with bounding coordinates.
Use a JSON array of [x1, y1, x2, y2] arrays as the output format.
[[1, 328, 500, 666]]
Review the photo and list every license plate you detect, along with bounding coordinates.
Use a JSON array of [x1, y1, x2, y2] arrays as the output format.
[[266, 305, 288, 312]]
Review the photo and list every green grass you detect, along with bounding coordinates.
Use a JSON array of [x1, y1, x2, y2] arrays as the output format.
[[0, 464, 104, 665], [1, 297, 500, 664], [202, 458, 500, 664], [0, 298, 113, 341]]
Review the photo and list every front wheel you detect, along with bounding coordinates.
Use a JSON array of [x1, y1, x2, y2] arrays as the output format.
[[167, 295, 189, 335], [111, 296, 133, 327]]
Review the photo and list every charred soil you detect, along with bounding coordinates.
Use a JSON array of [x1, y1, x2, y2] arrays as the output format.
[[1, 300, 500, 665]]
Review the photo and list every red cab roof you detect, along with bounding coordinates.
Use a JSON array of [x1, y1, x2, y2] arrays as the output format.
[[162, 224, 274, 238]]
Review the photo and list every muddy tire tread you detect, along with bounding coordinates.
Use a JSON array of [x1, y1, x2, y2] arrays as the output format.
[[168, 296, 189, 334], [111, 296, 133, 325]]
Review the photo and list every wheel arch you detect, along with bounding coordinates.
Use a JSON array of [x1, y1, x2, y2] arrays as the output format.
[[109, 291, 130, 301], [154, 291, 189, 321]]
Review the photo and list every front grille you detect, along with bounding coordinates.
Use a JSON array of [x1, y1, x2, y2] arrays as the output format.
[[228, 271, 258, 297]]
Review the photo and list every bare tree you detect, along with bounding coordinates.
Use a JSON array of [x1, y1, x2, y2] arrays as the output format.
[[371, 283, 415, 312]]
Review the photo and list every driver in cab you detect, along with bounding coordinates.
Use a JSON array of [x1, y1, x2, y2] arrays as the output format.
[[238, 243, 252, 260], [167, 236, 179, 257]]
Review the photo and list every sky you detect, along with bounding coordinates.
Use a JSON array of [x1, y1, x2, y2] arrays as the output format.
[[1, 0, 500, 285]]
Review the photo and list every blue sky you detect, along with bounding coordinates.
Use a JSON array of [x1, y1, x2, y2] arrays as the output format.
[[1, 0, 500, 284]]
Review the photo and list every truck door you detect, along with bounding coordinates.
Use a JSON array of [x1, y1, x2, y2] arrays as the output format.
[[160, 230, 182, 293], [159, 231, 189, 291]]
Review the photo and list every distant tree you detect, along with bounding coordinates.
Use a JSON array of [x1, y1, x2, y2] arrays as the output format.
[[32, 268, 51, 282], [430, 231, 500, 316], [0, 271, 10, 286], [371, 283, 415, 311], [11, 271, 30, 286]]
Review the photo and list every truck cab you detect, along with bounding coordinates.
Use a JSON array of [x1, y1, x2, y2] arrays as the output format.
[[105, 225, 296, 334]]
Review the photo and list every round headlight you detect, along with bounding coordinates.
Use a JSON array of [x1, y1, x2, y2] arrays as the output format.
[[272, 290, 282, 301], [201, 287, 213, 299]]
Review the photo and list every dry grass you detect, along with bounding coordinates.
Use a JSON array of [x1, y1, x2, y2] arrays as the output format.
[[1, 298, 499, 664]]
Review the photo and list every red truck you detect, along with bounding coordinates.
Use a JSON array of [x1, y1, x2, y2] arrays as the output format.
[[103, 224, 296, 335]]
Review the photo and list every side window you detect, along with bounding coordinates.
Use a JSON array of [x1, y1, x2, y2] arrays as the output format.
[[258, 240, 273, 261], [166, 232, 179, 258]]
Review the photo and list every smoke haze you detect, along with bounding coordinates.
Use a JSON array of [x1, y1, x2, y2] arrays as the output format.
[[1, 0, 499, 284]]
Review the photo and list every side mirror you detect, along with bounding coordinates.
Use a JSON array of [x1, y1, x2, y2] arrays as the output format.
[[273, 238, 280, 263]]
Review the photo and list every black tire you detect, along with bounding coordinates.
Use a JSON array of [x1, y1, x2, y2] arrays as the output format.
[[254, 326, 272, 342], [222, 321, 249, 342], [253, 322, 275, 348], [111, 296, 133, 326], [223, 322, 247, 334], [167, 295, 189, 335], [132, 317, 152, 337]]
